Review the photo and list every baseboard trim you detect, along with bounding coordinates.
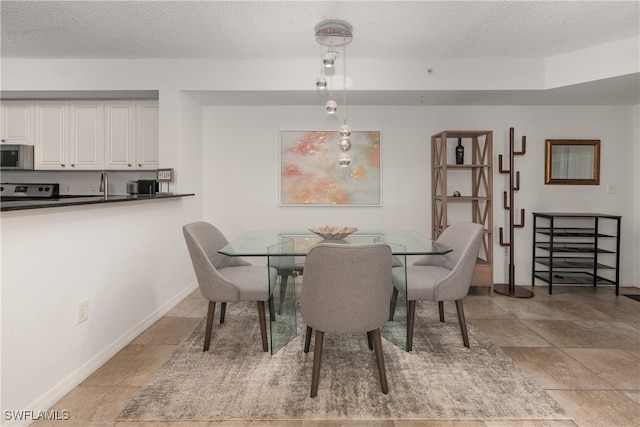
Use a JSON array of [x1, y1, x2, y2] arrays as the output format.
[[6, 282, 198, 427]]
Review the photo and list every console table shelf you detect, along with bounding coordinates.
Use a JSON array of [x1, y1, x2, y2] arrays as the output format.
[[534, 257, 613, 269], [534, 244, 614, 253], [533, 272, 617, 286], [532, 213, 621, 294]]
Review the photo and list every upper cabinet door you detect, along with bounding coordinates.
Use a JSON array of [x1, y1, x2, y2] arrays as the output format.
[[1, 101, 34, 145], [69, 101, 104, 170], [104, 101, 136, 169], [34, 101, 68, 169], [135, 101, 159, 169]]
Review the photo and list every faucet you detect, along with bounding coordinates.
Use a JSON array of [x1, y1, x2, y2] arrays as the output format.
[[99, 171, 109, 200]]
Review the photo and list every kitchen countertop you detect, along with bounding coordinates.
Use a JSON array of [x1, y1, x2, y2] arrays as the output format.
[[1, 193, 194, 212]]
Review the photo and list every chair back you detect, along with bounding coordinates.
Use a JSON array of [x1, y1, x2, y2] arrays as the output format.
[[182, 222, 249, 301], [414, 222, 483, 270], [301, 242, 393, 334], [426, 222, 483, 300]]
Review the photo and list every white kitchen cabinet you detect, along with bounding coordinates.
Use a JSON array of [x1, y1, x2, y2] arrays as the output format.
[[104, 101, 136, 169], [135, 101, 159, 169], [29, 99, 157, 170], [35, 101, 104, 170], [35, 101, 68, 169], [104, 100, 158, 170], [1, 100, 34, 145], [69, 101, 104, 169]]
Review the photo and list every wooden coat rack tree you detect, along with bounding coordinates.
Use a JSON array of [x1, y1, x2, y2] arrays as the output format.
[[494, 127, 534, 298]]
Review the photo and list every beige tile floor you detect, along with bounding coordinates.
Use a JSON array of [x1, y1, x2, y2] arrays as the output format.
[[31, 285, 640, 427]]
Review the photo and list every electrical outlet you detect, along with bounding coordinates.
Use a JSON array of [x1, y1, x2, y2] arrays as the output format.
[[77, 299, 89, 324], [64, 185, 71, 194]]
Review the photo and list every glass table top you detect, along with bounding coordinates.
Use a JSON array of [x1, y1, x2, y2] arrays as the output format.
[[219, 229, 451, 257]]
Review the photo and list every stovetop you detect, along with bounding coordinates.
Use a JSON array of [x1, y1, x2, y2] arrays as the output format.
[[0, 183, 60, 200]]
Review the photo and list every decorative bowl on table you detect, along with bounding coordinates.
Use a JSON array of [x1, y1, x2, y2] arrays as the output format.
[[308, 226, 357, 240]]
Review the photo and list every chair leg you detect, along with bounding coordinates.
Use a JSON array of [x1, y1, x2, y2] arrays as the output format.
[[278, 275, 289, 315], [220, 302, 227, 323], [407, 300, 416, 352], [371, 328, 388, 394], [455, 299, 470, 348], [438, 301, 444, 322], [304, 325, 313, 353], [257, 301, 268, 352], [204, 301, 215, 352], [310, 330, 324, 398], [367, 331, 373, 350], [388, 287, 398, 321]]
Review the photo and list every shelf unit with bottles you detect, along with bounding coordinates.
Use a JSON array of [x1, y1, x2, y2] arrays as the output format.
[[431, 130, 493, 294]]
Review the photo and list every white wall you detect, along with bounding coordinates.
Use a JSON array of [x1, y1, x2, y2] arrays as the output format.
[[203, 105, 638, 287], [545, 37, 640, 88], [0, 198, 199, 420]]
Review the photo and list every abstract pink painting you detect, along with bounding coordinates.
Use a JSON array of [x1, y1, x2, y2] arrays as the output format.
[[280, 131, 381, 205]]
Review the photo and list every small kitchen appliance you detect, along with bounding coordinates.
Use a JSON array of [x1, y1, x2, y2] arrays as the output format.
[[137, 180, 158, 195], [126, 180, 158, 195], [126, 180, 137, 194], [0, 144, 34, 170]]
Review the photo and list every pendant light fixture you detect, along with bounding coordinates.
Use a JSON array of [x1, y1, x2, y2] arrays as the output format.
[[315, 19, 353, 166]]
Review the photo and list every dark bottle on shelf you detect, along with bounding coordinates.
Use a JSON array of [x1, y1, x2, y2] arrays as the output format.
[[455, 138, 464, 164]]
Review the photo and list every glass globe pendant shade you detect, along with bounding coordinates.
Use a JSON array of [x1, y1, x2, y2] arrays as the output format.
[[325, 100, 337, 113], [339, 136, 351, 151], [323, 51, 338, 68], [339, 124, 351, 137], [315, 75, 327, 89], [338, 153, 351, 167]]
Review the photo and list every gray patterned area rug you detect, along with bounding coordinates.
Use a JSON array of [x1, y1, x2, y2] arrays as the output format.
[[118, 301, 568, 421]]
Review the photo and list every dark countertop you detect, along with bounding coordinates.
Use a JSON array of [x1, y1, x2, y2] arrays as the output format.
[[1, 193, 194, 212]]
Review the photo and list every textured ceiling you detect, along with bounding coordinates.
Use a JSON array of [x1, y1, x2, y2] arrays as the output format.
[[2, 0, 638, 60], [1, 1, 639, 105]]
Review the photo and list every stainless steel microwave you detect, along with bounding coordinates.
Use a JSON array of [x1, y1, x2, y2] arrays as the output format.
[[1, 144, 34, 170]]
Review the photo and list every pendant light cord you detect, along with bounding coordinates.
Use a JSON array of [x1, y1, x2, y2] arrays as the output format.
[[343, 41, 347, 126]]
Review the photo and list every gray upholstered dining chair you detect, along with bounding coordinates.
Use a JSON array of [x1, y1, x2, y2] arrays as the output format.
[[301, 242, 393, 398], [183, 221, 277, 352], [391, 222, 483, 350]]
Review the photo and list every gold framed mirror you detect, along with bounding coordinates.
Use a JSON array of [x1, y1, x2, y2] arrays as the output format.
[[545, 139, 600, 185]]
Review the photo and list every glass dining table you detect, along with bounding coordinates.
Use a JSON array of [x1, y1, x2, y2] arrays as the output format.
[[219, 229, 452, 354]]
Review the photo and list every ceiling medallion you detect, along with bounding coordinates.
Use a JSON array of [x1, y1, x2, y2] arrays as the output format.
[[314, 20, 353, 46]]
